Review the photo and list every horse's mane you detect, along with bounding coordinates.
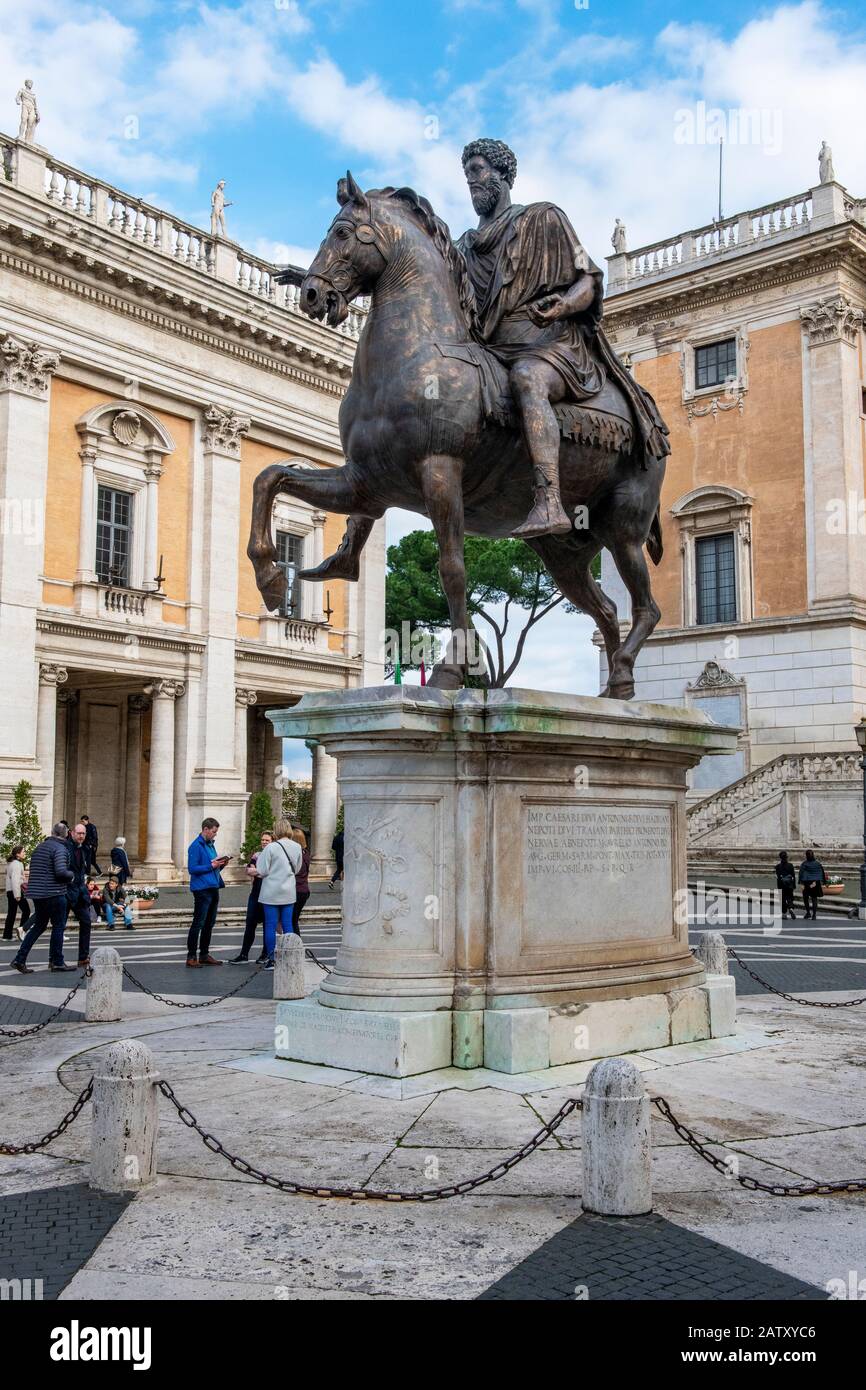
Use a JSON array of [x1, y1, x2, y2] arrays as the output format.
[[369, 185, 479, 335]]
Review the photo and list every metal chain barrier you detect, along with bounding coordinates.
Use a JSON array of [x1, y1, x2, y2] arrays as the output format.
[[158, 1078, 579, 1201], [0, 1078, 93, 1155], [0, 970, 89, 1042], [727, 944, 866, 1008], [304, 947, 333, 975], [652, 1094, 866, 1196], [122, 963, 265, 1009]]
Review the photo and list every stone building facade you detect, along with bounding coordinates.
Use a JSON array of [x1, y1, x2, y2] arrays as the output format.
[[598, 169, 866, 854], [0, 133, 385, 879]]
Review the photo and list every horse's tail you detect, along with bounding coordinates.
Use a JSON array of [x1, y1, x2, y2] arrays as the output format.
[[647, 507, 663, 566]]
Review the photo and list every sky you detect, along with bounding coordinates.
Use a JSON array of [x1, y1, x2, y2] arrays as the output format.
[[3, 0, 865, 747]]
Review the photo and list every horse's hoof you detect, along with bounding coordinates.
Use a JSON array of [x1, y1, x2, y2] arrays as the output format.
[[605, 682, 635, 701], [298, 552, 360, 583], [254, 561, 288, 612], [427, 664, 465, 690]]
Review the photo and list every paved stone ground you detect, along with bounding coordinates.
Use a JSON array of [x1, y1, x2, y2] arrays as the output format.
[[477, 1211, 826, 1300], [1, 971, 865, 1301], [0, 1183, 132, 1300]]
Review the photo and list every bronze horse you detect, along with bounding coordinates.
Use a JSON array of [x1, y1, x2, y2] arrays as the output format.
[[248, 174, 665, 697]]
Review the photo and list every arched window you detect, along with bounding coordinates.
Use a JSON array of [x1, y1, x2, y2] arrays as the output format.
[[670, 486, 754, 628]]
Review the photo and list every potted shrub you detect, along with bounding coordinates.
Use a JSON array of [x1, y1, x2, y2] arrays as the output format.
[[824, 874, 845, 896], [128, 885, 159, 911]]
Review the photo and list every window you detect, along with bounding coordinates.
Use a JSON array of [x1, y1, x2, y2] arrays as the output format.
[[276, 531, 304, 618], [695, 533, 737, 625], [95, 486, 134, 586], [694, 338, 737, 390]]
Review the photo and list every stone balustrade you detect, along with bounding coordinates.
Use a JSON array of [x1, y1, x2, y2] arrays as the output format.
[[687, 750, 861, 842], [2, 132, 367, 341], [103, 586, 149, 619], [610, 190, 817, 291]]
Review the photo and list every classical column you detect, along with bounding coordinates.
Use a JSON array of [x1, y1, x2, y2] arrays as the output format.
[[800, 294, 866, 609], [36, 665, 67, 831], [308, 513, 327, 622], [53, 689, 77, 826], [124, 693, 150, 860], [143, 679, 184, 872], [0, 336, 60, 816], [75, 430, 99, 584], [184, 405, 251, 868], [143, 459, 162, 590], [308, 739, 339, 877], [235, 688, 257, 796]]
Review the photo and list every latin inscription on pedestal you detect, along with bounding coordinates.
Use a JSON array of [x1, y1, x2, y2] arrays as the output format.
[[523, 802, 674, 946]]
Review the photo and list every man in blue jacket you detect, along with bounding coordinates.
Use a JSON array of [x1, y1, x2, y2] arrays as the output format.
[[10, 824, 75, 973], [186, 817, 231, 967]]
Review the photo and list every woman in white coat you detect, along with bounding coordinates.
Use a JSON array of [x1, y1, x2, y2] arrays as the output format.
[[255, 819, 303, 970]]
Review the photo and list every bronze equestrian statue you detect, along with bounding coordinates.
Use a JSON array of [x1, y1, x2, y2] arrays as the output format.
[[248, 139, 669, 697]]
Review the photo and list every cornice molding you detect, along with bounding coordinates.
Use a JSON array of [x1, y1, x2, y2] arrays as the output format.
[[0, 240, 351, 399]]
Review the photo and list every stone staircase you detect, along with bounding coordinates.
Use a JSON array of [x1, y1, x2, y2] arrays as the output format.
[[687, 752, 863, 874], [126, 903, 341, 930]]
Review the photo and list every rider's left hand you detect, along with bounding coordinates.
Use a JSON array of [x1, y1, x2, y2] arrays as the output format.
[[528, 293, 566, 325]]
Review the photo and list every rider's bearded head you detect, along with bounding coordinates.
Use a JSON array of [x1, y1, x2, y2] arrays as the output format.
[[462, 138, 517, 216]]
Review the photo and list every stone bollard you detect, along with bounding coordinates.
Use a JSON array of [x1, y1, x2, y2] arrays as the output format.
[[274, 932, 306, 1000], [581, 1057, 652, 1216], [90, 1040, 159, 1194], [695, 930, 729, 976], [85, 946, 123, 1022]]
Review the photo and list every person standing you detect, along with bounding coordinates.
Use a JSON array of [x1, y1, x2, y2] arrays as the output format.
[[291, 828, 311, 934], [230, 831, 273, 964], [110, 836, 132, 886], [798, 849, 827, 921], [186, 818, 230, 967], [774, 851, 797, 920], [328, 827, 344, 888], [65, 823, 93, 968], [4, 846, 31, 941], [9, 824, 74, 973], [254, 819, 302, 970], [81, 815, 101, 874]]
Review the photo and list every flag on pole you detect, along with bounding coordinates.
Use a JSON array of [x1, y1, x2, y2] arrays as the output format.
[[420, 660, 426, 686], [394, 660, 402, 685]]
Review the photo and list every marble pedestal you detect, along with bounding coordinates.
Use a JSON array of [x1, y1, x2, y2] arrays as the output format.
[[270, 687, 737, 1078]]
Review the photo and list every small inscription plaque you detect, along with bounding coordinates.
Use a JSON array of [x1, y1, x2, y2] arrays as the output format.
[[523, 802, 674, 945]]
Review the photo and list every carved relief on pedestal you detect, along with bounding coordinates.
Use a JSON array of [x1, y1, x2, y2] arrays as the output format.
[[343, 811, 410, 934]]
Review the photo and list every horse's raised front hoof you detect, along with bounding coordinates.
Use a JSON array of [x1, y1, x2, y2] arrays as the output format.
[[427, 663, 465, 690], [298, 552, 360, 583], [254, 560, 288, 613]]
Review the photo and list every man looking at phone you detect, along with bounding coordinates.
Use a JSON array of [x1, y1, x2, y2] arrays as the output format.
[[186, 817, 231, 967]]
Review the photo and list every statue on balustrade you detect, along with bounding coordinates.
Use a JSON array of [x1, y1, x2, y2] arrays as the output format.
[[611, 218, 627, 254], [16, 80, 40, 144], [818, 141, 835, 185], [210, 180, 232, 238], [248, 138, 670, 698]]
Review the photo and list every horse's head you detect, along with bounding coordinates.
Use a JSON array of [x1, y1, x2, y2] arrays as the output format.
[[300, 171, 388, 328]]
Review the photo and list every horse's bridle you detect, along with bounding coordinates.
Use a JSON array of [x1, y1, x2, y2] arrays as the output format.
[[316, 214, 390, 295]]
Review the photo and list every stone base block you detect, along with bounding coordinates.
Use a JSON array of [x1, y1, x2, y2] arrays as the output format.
[[703, 975, 737, 1038], [453, 1011, 484, 1069], [274, 998, 451, 1078], [483, 1007, 549, 1074], [549, 994, 670, 1066], [670, 986, 711, 1045]]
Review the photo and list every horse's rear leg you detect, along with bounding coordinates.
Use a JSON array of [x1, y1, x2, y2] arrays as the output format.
[[421, 454, 470, 689], [605, 537, 660, 700], [247, 459, 375, 611], [527, 536, 622, 683]]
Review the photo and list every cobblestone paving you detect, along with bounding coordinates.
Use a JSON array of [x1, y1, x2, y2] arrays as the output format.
[[0, 1183, 132, 1300], [477, 1212, 827, 1301]]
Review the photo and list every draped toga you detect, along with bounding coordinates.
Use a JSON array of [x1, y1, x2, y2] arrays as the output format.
[[456, 202, 669, 463]]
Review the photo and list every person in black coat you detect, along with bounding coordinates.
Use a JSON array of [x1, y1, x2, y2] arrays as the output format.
[[329, 828, 344, 887], [81, 815, 101, 874], [110, 837, 132, 886], [65, 823, 93, 967], [798, 849, 827, 921], [774, 851, 797, 920]]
